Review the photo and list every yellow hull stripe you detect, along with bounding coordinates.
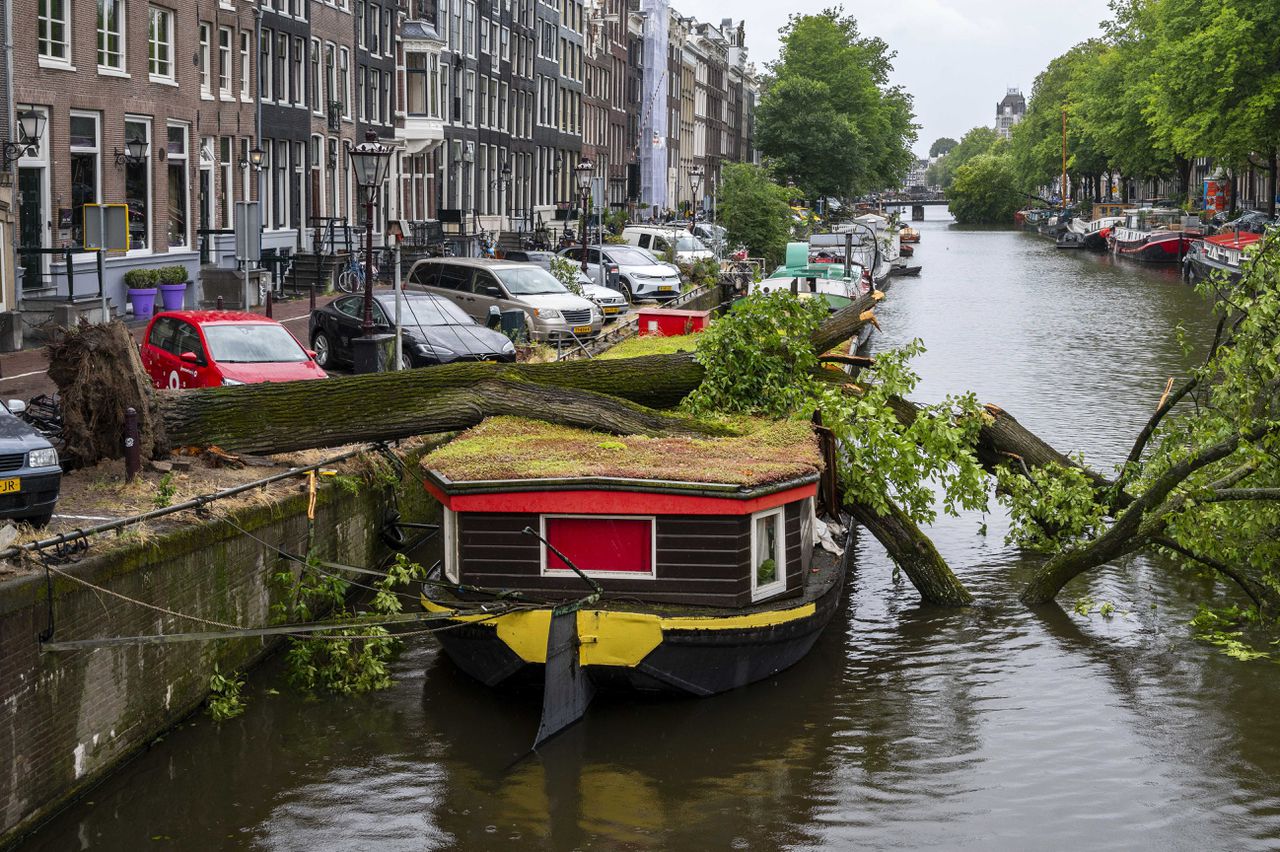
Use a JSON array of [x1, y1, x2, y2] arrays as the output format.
[[422, 596, 817, 667]]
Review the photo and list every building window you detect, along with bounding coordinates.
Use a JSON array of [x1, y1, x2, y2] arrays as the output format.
[[355, 2, 364, 48], [148, 6, 173, 80], [274, 140, 288, 228], [239, 30, 251, 99], [339, 48, 351, 116], [407, 53, 428, 116], [465, 70, 475, 126], [357, 69, 366, 121], [217, 27, 233, 95], [275, 32, 288, 101], [260, 30, 271, 98], [750, 507, 786, 601], [70, 113, 101, 248], [124, 118, 151, 249], [292, 36, 305, 105], [97, 0, 125, 71], [463, 1, 475, 57], [219, 136, 234, 226], [39, 0, 71, 62], [167, 123, 189, 247], [310, 40, 321, 112], [325, 43, 336, 109], [198, 23, 212, 94], [540, 516, 656, 577]]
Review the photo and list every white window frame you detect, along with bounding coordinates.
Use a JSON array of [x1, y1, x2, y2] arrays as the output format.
[[148, 5, 175, 83], [124, 116, 153, 255], [166, 121, 190, 248], [240, 30, 252, 100], [292, 35, 305, 106], [339, 48, 351, 117], [217, 27, 233, 96], [38, 0, 72, 66], [69, 111, 102, 252], [310, 39, 322, 114], [538, 514, 658, 580], [219, 136, 234, 227], [97, 0, 127, 74], [750, 506, 787, 602], [198, 22, 212, 96]]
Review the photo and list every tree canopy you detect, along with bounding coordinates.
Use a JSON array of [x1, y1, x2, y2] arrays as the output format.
[[756, 8, 917, 200], [946, 152, 1023, 224], [718, 163, 794, 267], [929, 137, 959, 158], [927, 126, 1002, 190]]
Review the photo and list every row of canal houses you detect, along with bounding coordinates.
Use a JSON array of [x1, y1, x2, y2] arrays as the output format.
[[0, 0, 758, 345]]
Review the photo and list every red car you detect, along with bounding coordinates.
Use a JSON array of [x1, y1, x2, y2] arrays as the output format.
[[140, 311, 327, 389]]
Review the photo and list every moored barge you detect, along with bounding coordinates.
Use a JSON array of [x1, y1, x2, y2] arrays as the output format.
[[418, 418, 849, 706]]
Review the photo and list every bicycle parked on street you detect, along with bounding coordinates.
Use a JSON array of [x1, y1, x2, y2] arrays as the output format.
[[336, 256, 378, 293]]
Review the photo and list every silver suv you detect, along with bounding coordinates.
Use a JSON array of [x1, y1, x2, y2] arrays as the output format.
[[406, 258, 603, 341]]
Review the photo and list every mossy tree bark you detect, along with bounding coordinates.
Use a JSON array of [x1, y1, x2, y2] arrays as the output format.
[[847, 498, 974, 606]]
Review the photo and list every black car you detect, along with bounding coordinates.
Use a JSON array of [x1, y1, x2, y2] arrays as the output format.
[[309, 290, 516, 370], [0, 399, 61, 526]]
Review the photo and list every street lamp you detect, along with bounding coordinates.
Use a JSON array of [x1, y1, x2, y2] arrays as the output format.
[[689, 163, 704, 225], [348, 130, 395, 346], [574, 158, 593, 273], [3, 109, 47, 169]]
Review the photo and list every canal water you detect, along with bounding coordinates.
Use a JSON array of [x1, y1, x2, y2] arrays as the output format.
[[23, 211, 1280, 851]]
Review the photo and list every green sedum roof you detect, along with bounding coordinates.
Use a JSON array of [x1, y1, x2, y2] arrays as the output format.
[[422, 416, 822, 488]]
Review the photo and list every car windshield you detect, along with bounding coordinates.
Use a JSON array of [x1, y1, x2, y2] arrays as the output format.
[[607, 247, 659, 266], [674, 235, 706, 252], [202, 324, 308, 363], [494, 266, 567, 295], [392, 295, 475, 326]]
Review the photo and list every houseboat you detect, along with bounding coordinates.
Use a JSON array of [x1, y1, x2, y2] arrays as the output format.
[[1109, 208, 1201, 263], [418, 417, 849, 735], [1183, 230, 1262, 285]]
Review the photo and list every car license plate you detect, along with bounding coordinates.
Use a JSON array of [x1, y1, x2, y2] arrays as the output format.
[[603, 306, 620, 315], [658, 285, 674, 292], [0, 478, 19, 494], [573, 324, 593, 335]]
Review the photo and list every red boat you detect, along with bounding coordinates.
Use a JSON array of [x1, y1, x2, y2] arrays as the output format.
[[1108, 208, 1201, 263], [1184, 230, 1263, 284]]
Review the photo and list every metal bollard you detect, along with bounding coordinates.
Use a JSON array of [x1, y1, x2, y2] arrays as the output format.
[[265, 290, 273, 318], [123, 407, 141, 483], [309, 282, 316, 311], [216, 294, 224, 310]]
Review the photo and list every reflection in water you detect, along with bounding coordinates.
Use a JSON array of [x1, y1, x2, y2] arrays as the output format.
[[22, 212, 1280, 851]]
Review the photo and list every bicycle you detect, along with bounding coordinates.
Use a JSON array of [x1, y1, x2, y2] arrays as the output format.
[[336, 256, 377, 293]]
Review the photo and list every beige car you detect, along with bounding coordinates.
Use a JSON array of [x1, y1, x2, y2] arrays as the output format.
[[406, 257, 603, 341]]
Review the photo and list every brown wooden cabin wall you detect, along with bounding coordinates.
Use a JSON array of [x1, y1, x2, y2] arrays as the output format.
[[456, 498, 809, 608]]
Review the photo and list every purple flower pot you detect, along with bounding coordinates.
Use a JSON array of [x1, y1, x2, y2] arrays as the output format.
[[158, 282, 188, 311], [127, 288, 158, 319]]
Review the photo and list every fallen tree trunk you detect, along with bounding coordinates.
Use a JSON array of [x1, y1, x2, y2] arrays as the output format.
[[847, 499, 974, 606]]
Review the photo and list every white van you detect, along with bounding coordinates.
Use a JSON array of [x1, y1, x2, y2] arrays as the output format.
[[620, 226, 715, 263]]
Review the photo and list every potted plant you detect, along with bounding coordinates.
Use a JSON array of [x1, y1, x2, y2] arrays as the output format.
[[123, 268, 159, 319], [157, 265, 189, 311]]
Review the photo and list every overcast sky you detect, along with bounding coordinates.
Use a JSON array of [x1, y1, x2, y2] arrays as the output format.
[[674, 0, 1115, 157]]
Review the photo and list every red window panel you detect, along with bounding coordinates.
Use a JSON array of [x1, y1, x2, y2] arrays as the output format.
[[544, 517, 653, 574]]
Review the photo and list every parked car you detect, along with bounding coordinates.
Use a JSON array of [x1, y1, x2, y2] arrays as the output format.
[[562, 245, 682, 302], [620, 225, 715, 263], [406, 258, 603, 341], [0, 399, 61, 526], [309, 291, 516, 369], [503, 248, 628, 318], [140, 311, 327, 389]]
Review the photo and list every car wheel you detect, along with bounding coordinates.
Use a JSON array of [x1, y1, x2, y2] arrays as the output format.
[[27, 511, 53, 528], [312, 330, 333, 368], [399, 352, 414, 371], [618, 277, 634, 303]]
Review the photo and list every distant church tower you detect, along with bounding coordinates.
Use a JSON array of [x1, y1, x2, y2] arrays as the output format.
[[995, 88, 1026, 139]]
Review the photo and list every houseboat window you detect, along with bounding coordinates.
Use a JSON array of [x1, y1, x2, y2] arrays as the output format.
[[442, 508, 460, 583], [541, 516, 655, 577], [751, 507, 786, 601]]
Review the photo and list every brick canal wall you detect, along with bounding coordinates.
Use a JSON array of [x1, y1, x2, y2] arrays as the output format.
[[0, 451, 440, 845]]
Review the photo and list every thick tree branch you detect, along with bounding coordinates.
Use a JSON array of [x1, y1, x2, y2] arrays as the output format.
[[1150, 536, 1272, 614], [846, 497, 973, 606]]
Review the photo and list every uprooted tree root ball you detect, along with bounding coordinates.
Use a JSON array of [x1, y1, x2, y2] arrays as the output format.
[[46, 320, 161, 469]]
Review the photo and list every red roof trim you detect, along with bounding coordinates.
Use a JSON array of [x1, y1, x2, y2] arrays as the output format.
[[425, 481, 817, 515]]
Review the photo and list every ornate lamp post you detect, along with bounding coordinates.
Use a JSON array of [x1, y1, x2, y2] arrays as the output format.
[[689, 163, 704, 226], [574, 158, 593, 274], [348, 131, 394, 339], [2, 109, 47, 170]]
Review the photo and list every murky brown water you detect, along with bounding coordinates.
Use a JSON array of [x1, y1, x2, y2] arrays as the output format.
[[22, 210, 1280, 851]]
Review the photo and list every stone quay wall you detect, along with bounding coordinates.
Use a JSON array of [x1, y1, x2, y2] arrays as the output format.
[[0, 451, 439, 845]]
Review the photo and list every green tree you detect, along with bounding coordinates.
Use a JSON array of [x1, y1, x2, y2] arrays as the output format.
[[757, 9, 918, 199], [718, 163, 794, 267], [1143, 0, 1280, 215], [946, 152, 1023, 224], [929, 126, 1002, 190], [929, 137, 959, 158]]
